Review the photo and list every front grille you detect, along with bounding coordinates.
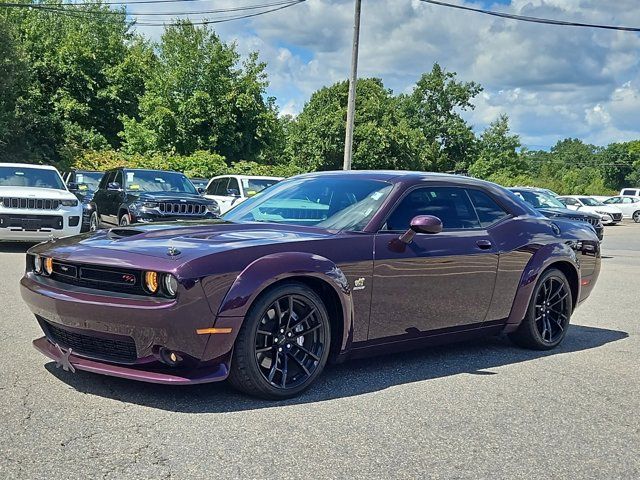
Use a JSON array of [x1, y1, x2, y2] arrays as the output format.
[[2, 197, 60, 210], [40, 317, 137, 363], [0, 214, 63, 230], [611, 213, 622, 221], [48, 260, 146, 295], [570, 216, 599, 227], [157, 202, 206, 215]]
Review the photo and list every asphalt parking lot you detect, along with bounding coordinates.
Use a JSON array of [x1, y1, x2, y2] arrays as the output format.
[[1, 223, 638, 479]]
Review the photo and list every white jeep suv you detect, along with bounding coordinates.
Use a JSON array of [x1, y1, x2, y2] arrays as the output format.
[[204, 175, 282, 214], [0, 163, 83, 241]]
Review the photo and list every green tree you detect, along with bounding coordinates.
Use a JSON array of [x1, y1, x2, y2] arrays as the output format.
[[287, 78, 426, 171], [468, 115, 525, 180], [121, 21, 280, 162], [400, 63, 482, 172]]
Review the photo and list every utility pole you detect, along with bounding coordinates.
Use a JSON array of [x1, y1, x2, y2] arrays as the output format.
[[342, 0, 362, 171]]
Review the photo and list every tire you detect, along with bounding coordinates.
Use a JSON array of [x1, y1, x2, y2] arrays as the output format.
[[509, 268, 573, 350], [119, 212, 131, 226], [89, 211, 99, 232], [228, 282, 331, 399], [633, 211, 640, 223]]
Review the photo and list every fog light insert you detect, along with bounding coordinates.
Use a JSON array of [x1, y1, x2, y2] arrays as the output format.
[[43, 257, 53, 276], [159, 348, 183, 367], [144, 271, 159, 294], [162, 274, 178, 297], [34, 255, 42, 274]]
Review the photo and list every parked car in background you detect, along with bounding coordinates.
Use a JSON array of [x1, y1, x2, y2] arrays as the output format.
[[63, 169, 104, 232], [510, 188, 603, 240], [204, 175, 282, 214], [22, 171, 601, 399], [513, 186, 560, 198], [620, 188, 640, 197], [558, 195, 623, 225], [0, 163, 82, 241], [92, 168, 220, 227], [189, 178, 209, 193], [603, 196, 640, 222]]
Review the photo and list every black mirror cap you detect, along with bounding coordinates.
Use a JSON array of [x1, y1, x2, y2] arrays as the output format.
[[107, 182, 121, 191]]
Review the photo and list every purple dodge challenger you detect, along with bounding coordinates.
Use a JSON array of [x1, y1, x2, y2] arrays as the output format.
[[21, 171, 601, 399]]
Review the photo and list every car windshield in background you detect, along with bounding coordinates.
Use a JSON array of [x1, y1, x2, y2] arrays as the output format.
[[75, 172, 103, 192], [512, 190, 567, 209], [125, 171, 197, 194], [0, 167, 65, 190], [579, 197, 604, 206], [241, 178, 279, 195], [224, 177, 393, 231]]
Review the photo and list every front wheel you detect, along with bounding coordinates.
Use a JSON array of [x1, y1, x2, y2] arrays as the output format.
[[509, 268, 572, 350], [633, 211, 640, 223], [119, 213, 131, 226], [89, 211, 99, 231], [228, 282, 331, 399]]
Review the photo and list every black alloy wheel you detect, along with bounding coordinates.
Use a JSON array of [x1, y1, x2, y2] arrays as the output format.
[[229, 282, 331, 399], [509, 268, 572, 350], [533, 276, 570, 344]]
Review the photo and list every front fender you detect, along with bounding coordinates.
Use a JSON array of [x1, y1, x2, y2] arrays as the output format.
[[504, 242, 580, 332], [216, 252, 354, 353]]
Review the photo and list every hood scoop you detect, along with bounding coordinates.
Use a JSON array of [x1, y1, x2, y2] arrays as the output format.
[[107, 228, 146, 240]]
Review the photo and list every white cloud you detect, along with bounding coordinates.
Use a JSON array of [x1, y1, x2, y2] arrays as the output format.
[[129, 0, 640, 147]]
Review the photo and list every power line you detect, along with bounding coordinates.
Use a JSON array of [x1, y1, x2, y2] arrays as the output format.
[[419, 0, 640, 32], [0, 0, 306, 25]]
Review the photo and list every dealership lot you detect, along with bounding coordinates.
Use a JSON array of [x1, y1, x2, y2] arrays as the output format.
[[1, 224, 638, 479]]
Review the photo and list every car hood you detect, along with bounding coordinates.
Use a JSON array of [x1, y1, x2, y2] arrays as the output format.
[[538, 207, 599, 220], [0, 186, 76, 200], [29, 221, 336, 267], [577, 204, 622, 214]]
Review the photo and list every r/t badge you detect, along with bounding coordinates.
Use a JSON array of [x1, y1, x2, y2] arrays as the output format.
[[353, 278, 366, 291]]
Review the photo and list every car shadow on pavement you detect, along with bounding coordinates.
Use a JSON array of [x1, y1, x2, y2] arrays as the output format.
[[45, 324, 627, 412], [0, 242, 37, 253]]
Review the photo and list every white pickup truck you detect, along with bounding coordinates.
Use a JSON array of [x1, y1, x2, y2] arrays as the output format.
[[0, 163, 83, 241]]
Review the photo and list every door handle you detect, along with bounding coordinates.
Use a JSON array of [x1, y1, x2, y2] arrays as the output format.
[[476, 240, 492, 250]]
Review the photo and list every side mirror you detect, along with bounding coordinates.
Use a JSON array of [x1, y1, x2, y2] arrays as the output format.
[[197, 187, 205, 194], [399, 215, 443, 244], [67, 182, 78, 191], [107, 182, 121, 191], [227, 188, 241, 197]]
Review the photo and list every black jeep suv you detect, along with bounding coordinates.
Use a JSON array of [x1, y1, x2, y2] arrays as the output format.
[[510, 187, 604, 240], [92, 168, 219, 227]]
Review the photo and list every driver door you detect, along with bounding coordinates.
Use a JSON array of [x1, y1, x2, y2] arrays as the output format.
[[368, 185, 500, 342]]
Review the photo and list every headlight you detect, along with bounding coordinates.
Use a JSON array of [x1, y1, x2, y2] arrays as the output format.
[[595, 210, 608, 215], [34, 255, 42, 274], [162, 274, 179, 297], [43, 257, 53, 276], [141, 202, 159, 209], [144, 271, 159, 294], [60, 199, 79, 207], [206, 203, 220, 214]]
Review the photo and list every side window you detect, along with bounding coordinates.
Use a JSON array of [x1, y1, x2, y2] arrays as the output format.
[[215, 178, 230, 196], [227, 177, 240, 196], [99, 171, 114, 189], [206, 179, 220, 196], [604, 197, 619, 204], [622, 197, 633, 204], [621, 189, 635, 196], [114, 170, 124, 188], [385, 187, 480, 231], [562, 198, 577, 206], [466, 189, 508, 227]]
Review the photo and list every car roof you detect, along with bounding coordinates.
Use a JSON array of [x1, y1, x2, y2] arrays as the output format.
[[0, 163, 58, 171], [293, 170, 495, 185], [212, 174, 283, 180]]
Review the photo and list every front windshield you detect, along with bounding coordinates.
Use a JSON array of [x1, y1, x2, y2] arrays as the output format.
[[579, 197, 604, 206], [125, 170, 197, 194], [0, 166, 65, 190], [75, 171, 103, 192], [224, 176, 393, 231], [512, 190, 566, 209]]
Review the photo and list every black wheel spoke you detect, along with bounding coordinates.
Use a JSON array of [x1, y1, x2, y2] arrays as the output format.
[[287, 351, 311, 376], [280, 351, 289, 388], [295, 323, 321, 338], [289, 308, 316, 331], [549, 293, 568, 307], [256, 346, 272, 353], [291, 342, 320, 361], [267, 352, 279, 382], [257, 329, 273, 337], [285, 295, 294, 330]]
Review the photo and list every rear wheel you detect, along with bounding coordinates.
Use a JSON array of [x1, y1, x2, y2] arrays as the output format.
[[119, 213, 131, 226], [89, 212, 99, 231], [633, 211, 640, 223], [509, 268, 572, 350], [228, 282, 331, 399]]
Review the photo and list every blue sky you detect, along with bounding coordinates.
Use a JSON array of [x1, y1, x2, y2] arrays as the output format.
[[130, 0, 640, 149]]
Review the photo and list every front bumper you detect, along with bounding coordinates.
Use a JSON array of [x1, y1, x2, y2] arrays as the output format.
[[131, 210, 217, 223], [21, 273, 236, 385], [0, 208, 82, 241]]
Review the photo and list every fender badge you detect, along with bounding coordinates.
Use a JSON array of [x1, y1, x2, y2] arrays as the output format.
[[353, 277, 366, 291], [167, 246, 181, 257]]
